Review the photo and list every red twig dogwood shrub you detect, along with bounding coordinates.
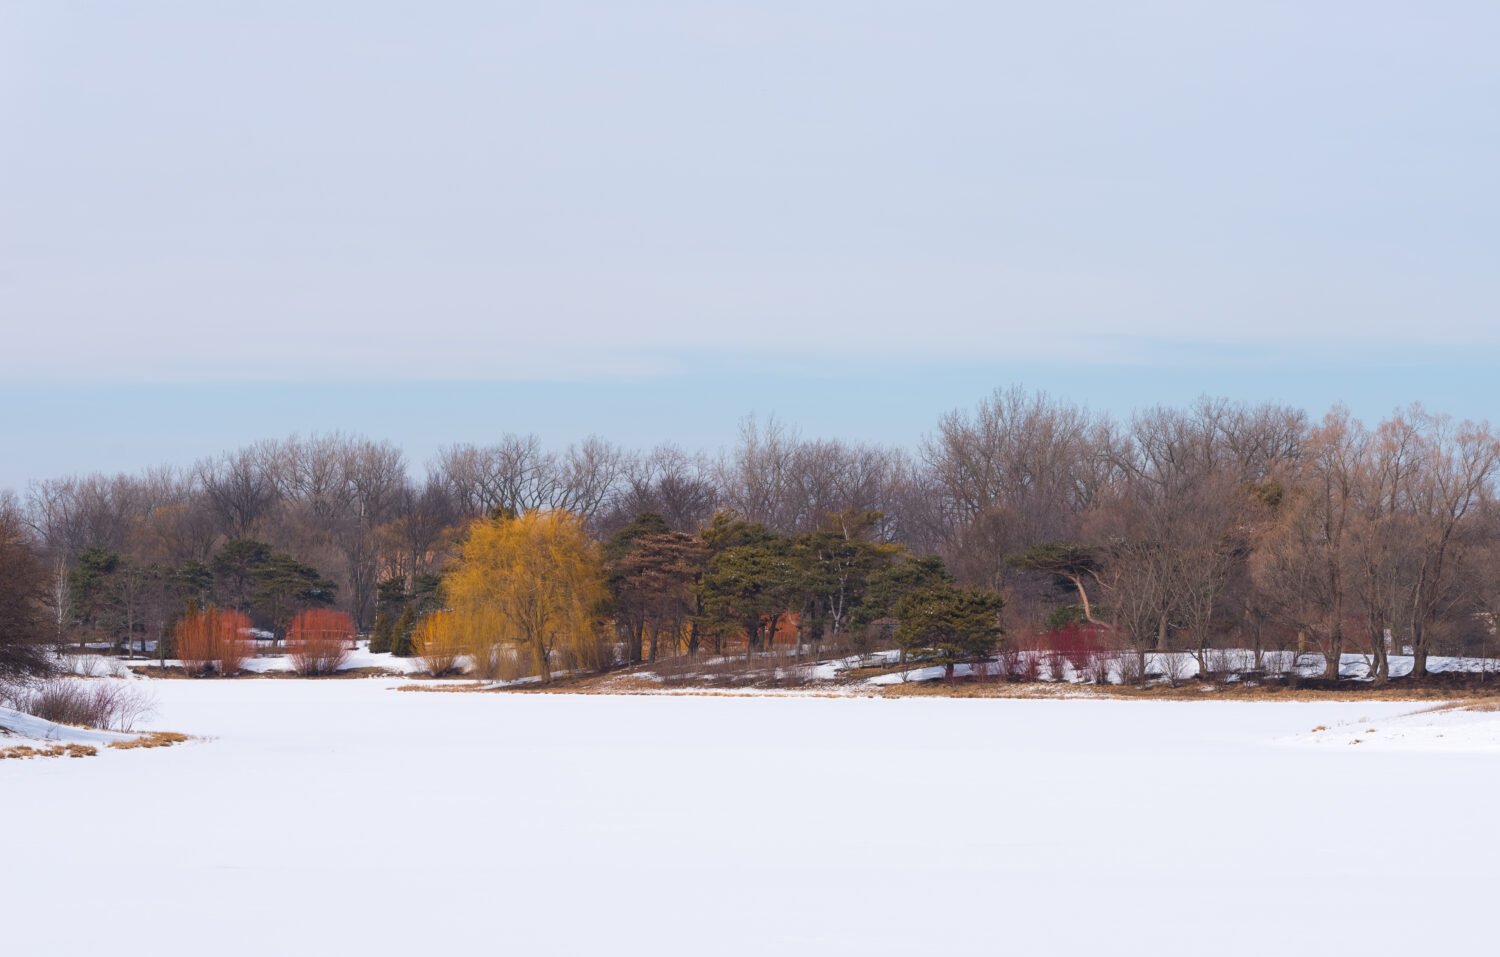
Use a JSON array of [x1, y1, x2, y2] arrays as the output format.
[[1045, 623, 1114, 683], [174, 605, 253, 676], [285, 608, 355, 676]]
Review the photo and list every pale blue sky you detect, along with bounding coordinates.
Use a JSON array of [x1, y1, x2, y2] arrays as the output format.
[[2, 2, 1497, 490]]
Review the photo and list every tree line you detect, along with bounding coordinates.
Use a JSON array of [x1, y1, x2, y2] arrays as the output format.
[[4, 388, 1499, 682]]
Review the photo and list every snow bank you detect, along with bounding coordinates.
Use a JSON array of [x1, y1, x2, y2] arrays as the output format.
[[0, 705, 136, 746], [867, 650, 1500, 685], [1287, 703, 1500, 752]]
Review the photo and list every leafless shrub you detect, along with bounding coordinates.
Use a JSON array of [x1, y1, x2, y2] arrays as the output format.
[[997, 644, 1022, 680], [286, 609, 355, 676], [1020, 649, 1042, 683], [1206, 646, 1239, 678], [1158, 652, 1191, 687], [5, 678, 155, 732]]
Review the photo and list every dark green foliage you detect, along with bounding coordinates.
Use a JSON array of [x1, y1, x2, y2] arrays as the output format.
[[390, 604, 416, 657], [854, 555, 953, 630], [0, 507, 52, 678], [604, 511, 672, 566], [68, 546, 124, 637], [210, 539, 272, 611], [369, 609, 394, 654], [175, 559, 214, 606], [696, 520, 798, 654], [787, 512, 898, 643], [370, 574, 439, 657], [408, 574, 443, 616], [607, 523, 710, 662], [1006, 540, 1103, 622], [894, 583, 1005, 678], [1006, 540, 1101, 579], [376, 576, 409, 609], [1046, 604, 1087, 631], [208, 538, 336, 636], [253, 554, 336, 635]]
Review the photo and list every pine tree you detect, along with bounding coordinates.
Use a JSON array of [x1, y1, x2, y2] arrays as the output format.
[[894, 583, 1004, 680], [369, 608, 394, 654], [391, 604, 417, 657]]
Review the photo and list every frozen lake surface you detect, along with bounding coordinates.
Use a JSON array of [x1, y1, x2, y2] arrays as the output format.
[[5, 680, 1497, 956]]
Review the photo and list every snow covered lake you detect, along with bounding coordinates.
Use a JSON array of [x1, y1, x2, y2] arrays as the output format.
[[5, 681, 1497, 956]]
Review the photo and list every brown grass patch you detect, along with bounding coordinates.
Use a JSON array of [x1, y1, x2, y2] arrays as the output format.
[[109, 731, 189, 750], [0, 742, 98, 760], [395, 682, 495, 694]]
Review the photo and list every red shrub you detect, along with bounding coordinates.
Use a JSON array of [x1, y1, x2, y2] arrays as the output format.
[[1045, 623, 1115, 683], [174, 605, 253, 677], [285, 608, 355, 676]]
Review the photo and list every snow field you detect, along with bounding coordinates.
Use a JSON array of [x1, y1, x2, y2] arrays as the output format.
[[4, 681, 1498, 956]]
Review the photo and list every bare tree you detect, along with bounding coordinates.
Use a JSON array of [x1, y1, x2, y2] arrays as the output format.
[[1251, 409, 1365, 679]]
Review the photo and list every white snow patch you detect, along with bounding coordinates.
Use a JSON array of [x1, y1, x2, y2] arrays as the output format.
[[0, 705, 137, 746], [3, 683, 1497, 956]]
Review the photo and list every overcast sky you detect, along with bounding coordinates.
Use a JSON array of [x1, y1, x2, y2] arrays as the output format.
[[3, 2, 1498, 489]]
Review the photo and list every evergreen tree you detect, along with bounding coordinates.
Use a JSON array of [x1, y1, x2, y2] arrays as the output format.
[[369, 608, 394, 654], [894, 583, 1004, 679], [391, 604, 417, 657], [853, 554, 954, 631]]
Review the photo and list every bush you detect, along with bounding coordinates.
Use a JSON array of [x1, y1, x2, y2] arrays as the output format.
[[412, 611, 463, 677], [285, 608, 355, 676], [369, 609, 393, 654], [3, 678, 155, 732], [174, 604, 254, 676], [1045, 623, 1114, 683], [391, 606, 416, 657]]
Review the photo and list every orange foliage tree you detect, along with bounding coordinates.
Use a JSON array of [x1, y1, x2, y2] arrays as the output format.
[[285, 608, 355, 676], [174, 603, 253, 677]]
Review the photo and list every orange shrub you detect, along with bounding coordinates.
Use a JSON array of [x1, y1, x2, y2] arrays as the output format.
[[285, 608, 354, 676], [174, 605, 253, 677], [412, 610, 464, 677]]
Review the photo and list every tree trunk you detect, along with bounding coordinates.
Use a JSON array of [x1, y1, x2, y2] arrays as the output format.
[[534, 641, 550, 683], [1324, 631, 1342, 679], [1371, 643, 1387, 683]]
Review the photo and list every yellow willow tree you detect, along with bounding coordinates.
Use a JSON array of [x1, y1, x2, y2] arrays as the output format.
[[445, 510, 609, 682]]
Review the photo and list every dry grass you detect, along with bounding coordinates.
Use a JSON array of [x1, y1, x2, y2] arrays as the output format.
[[0, 730, 189, 759], [395, 681, 495, 694], [108, 731, 189, 750], [0, 742, 97, 759]]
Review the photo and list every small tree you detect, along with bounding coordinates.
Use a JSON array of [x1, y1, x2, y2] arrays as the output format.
[[368, 608, 394, 654], [443, 511, 608, 681], [894, 584, 1005, 679], [391, 605, 417, 657]]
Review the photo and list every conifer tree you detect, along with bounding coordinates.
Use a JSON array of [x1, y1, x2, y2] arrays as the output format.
[[391, 604, 417, 657], [369, 608, 394, 654]]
